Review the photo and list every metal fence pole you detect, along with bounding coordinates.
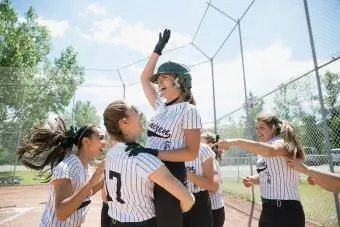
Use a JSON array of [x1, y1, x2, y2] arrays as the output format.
[[12, 92, 24, 184], [117, 70, 125, 100], [238, 18, 255, 227], [71, 92, 76, 127], [210, 58, 218, 135], [303, 0, 340, 224]]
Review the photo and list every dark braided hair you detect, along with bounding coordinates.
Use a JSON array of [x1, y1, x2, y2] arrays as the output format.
[[17, 117, 96, 182], [201, 132, 222, 161]]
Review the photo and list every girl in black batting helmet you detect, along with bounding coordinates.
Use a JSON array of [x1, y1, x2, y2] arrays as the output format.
[[138, 29, 202, 227]]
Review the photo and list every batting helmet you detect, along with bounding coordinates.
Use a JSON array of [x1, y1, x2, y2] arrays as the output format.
[[151, 61, 192, 89]]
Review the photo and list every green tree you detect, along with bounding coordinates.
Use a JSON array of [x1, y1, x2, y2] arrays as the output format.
[[137, 112, 148, 145], [244, 92, 264, 140], [323, 71, 340, 149], [0, 0, 84, 164], [299, 115, 324, 153], [73, 100, 101, 128]]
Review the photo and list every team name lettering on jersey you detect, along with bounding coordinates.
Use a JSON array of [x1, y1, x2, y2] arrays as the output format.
[[148, 123, 171, 139]]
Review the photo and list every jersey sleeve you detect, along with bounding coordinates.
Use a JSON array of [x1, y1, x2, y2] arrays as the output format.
[[135, 153, 165, 179], [183, 105, 202, 129], [200, 144, 216, 163]]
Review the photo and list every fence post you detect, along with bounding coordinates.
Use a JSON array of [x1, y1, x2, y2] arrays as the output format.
[[238, 18, 256, 227], [12, 90, 24, 184], [210, 58, 218, 135], [117, 70, 125, 100], [71, 92, 76, 128], [303, 0, 340, 224]]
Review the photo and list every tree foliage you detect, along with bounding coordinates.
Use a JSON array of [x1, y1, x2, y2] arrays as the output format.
[[0, 0, 85, 164]]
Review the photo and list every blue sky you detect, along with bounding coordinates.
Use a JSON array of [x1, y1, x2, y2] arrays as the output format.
[[11, 0, 340, 127]]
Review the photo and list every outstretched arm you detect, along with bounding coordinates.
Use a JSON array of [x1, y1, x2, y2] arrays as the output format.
[[287, 158, 340, 193], [213, 139, 287, 158]]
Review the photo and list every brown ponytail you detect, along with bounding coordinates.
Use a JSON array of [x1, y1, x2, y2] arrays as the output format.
[[103, 100, 129, 142], [201, 132, 222, 161], [182, 88, 196, 105], [280, 121, 306, 160]]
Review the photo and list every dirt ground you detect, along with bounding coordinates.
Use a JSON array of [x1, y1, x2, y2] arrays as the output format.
[[0, 185, 320, 227]]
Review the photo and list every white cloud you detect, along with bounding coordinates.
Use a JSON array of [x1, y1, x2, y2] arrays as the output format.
[[78, 12, 87, 18], [78, 17, 192, 56], [72, 41, 338, 127], [86, 3, 107, 16], [38, 17, 69, 37], [191, 41, 314, 123]]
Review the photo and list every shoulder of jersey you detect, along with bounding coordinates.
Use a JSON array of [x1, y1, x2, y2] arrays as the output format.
[[107, 142, 127, 156], [186, 102, 197, 109], [200, 143, 211, 150], [61, 153, 77, 164]]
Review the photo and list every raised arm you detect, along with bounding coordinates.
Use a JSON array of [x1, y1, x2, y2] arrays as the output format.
[[287, 158, 340, 193], [150, 166, 195, 212], [213, 139, 287, 158], [141, 29, 171, 109]]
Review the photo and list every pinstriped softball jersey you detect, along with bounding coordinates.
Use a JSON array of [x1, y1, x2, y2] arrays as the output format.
[[40, 154, 90, 227], [106, 142, 164, 222], [146, 96, 202, 151], [209, 159, 224, 210], [256, 136, 300, 200], [185, 143, 215, 193]]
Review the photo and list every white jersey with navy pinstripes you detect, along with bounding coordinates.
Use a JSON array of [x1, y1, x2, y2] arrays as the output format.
[[106, 142, 164, 222], [185, 143, 215, 193], [209, 159, 224, 210], [146, 96, 202, 151], [40, 154, 90, 227], [257, 136, 300, 200]]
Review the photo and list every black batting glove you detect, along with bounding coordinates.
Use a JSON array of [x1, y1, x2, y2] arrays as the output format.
[[153, 29, 171, 55]]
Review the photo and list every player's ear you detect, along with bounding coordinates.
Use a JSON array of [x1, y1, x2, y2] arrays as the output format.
[[118, 117, 129, 127]]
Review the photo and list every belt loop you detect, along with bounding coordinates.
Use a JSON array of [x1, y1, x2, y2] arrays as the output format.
[[112, 219, 116, 224], [277, 200, 282, 207]]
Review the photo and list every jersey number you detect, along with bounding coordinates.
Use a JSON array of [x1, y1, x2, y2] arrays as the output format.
[[107, 170, 125, 204]]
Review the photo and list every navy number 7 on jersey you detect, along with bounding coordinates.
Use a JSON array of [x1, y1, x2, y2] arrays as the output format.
[[107, 170, 125, 204]]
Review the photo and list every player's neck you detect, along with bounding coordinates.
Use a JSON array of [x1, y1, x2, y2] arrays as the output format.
[[165, 95, 183, 106], [77, 150, 91, 168]]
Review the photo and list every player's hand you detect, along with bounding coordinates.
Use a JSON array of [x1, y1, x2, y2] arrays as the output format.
[[307, 176, 317, 185], [242, 176, 254, 188], [212, 139, 234, 152], [180, 192, 195, 213], [88, 162, 104, 188], [153, 29, 171, 55], [126, 146, 159, 157], [287, 158, 308, 174]]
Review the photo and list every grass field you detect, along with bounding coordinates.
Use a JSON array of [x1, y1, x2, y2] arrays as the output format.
[[222, 178, 338, 227], [0, 171, 46, 185]]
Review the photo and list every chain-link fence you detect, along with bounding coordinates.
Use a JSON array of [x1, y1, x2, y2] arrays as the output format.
[[216, 57, 340, 226], [1, 0, 340, 226]]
